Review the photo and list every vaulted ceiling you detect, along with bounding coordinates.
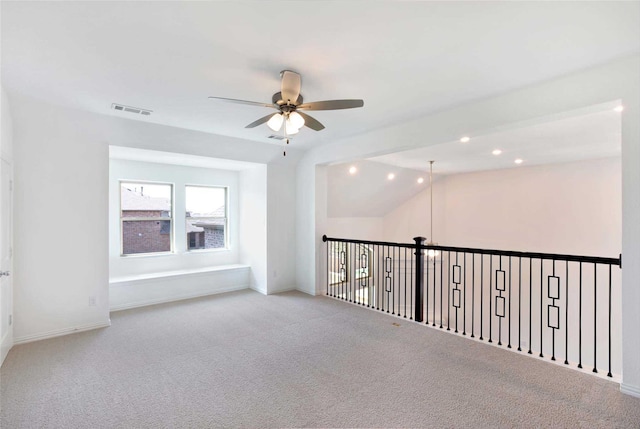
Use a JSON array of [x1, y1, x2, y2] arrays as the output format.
[[2, 1, 638, 151]]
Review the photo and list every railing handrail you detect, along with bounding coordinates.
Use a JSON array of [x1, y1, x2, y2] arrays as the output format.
[[322, 235, 621, 267]]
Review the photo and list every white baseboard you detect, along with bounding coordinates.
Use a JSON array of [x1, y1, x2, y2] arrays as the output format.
[[621, 383, 640, 398], [250, 284, 267, 295], [110, 284, 249, 312], [267, 284, 296, 295], [14, 320, 112, 345], [1, 331, 12, 367]]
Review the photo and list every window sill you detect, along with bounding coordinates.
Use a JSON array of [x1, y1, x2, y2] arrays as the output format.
[[186, 247, 230, 254], [120, 248, 232, 258], [120, 251, 175, 258], [109, 264, 249, 284]]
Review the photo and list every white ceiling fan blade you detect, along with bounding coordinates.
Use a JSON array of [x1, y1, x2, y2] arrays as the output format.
[[208, 96, 274, 108], [245, 114, 275, 128], [280, 70, 301, 105], [297, 99, 364, 110], [297, 112, 325, 131]]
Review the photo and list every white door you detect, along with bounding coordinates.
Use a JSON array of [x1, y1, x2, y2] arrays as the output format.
[[0, 158, 13, 365]]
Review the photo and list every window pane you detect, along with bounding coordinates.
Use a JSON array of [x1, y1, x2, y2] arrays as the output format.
[[121, 183, 172, 218], [122, 220, 172, 254], [186, 221, 225, 250], [120, 182, 172, 255], [186, 186, 226, 250], [185, 186, 225, 216]]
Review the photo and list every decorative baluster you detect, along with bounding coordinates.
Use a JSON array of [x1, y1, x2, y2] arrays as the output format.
[[578, 262, 582, 368], [463, 252, 467, 336], [593, 263, 597, 373], [540, 260, 544, 358], [489, 255, 493, 343], [608, 264, 612, 378], [471, 254, 475, 338], [528, 258, 532, 355], [496, 256, 505, 346], [453, 252, 461, 333], [508, 257, 512, 348], [565, 261, 569, 365], [548, 261, 560, 361], [518, 257, 522, 351]]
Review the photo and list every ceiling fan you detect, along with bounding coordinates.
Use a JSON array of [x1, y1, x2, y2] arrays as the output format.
[[208, 70, 364, 138]]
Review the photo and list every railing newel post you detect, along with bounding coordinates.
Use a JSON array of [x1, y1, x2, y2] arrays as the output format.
[[414, 237, 426, 323]]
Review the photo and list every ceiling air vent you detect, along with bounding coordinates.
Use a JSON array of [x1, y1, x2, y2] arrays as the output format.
[[268, 135, 286, 140], [111, 103, 152, 116]]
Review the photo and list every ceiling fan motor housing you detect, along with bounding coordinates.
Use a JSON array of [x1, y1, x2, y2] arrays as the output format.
[[272, 92, 303, 108]]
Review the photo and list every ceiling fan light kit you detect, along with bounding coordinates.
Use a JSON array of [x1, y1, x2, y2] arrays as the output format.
[[209, 70, 364, 155], [267, 113, 284, 131]]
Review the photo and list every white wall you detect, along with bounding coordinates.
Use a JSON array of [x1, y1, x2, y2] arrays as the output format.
[[296, 55, 640, 395], [109, 159, 241, 277], [1, 89, 13, 162], [442, 158, 621, 255], [327, 217, 384, 241], [239, 165, 267, 294], [12, 96, 111, 343], [9, 94, 298, 342], [382, 158, 621, 255], [266, 163, 297, 294], [383, 177, 447, 244]]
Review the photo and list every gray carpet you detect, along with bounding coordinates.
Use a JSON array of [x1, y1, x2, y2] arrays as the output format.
[[1, 289, 639, 428]]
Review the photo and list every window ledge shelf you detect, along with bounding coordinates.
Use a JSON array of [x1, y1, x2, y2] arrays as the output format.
[[109, 264, 250, 285]]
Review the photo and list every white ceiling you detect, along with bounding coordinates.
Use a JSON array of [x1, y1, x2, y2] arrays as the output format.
[[327, 160, 432, 218], [369, 103, 622, 174], [329, 103, 622, 218], [2, 1, 639, 151]]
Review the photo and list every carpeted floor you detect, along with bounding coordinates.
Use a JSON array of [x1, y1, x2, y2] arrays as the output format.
[[1, 289, 639, 428]]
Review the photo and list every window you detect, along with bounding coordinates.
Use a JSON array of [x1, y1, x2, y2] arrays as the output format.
[[120, 182, 173, 255], [185, 186, 227, 250]]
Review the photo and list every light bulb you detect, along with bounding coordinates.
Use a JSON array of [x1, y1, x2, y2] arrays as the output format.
[[614, 105, 624, 113], [417, 177, 424, 184], [285, 120, 299, 135], [387, 173, 395, 180], [492, 149, 502, 155], [267, 113, 283, 131], [515, 158, 523, 164], [349, 166, 357, 175], [289, 111, 305, 129], [460, 136, 470, 143]]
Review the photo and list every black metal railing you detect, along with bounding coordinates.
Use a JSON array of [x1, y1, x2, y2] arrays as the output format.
[[323, 235, 622, 378]]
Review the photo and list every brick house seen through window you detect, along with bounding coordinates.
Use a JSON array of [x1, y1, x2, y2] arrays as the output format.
[[186, 186, 227, 250], [120, 183, 172, 255]]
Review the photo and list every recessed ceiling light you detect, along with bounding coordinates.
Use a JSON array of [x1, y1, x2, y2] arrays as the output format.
[[349, 166, 357, 175], [492, 149, 502, 155], [614, 105, 624, 113], [417, 177, 424, 184], [387, 173, 395, 180], [460, 136, 470, 143], [515, 158, 523, 164]]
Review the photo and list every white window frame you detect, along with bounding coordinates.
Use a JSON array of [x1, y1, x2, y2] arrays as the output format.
[[119, 180, 174, 257], [185, 185, 228, 252]]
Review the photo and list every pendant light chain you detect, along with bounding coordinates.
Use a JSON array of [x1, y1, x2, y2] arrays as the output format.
[[429, 160, 434, 243]]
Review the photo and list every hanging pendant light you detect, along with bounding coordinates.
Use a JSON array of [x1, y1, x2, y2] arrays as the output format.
[[427, 160, 440, 259]]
